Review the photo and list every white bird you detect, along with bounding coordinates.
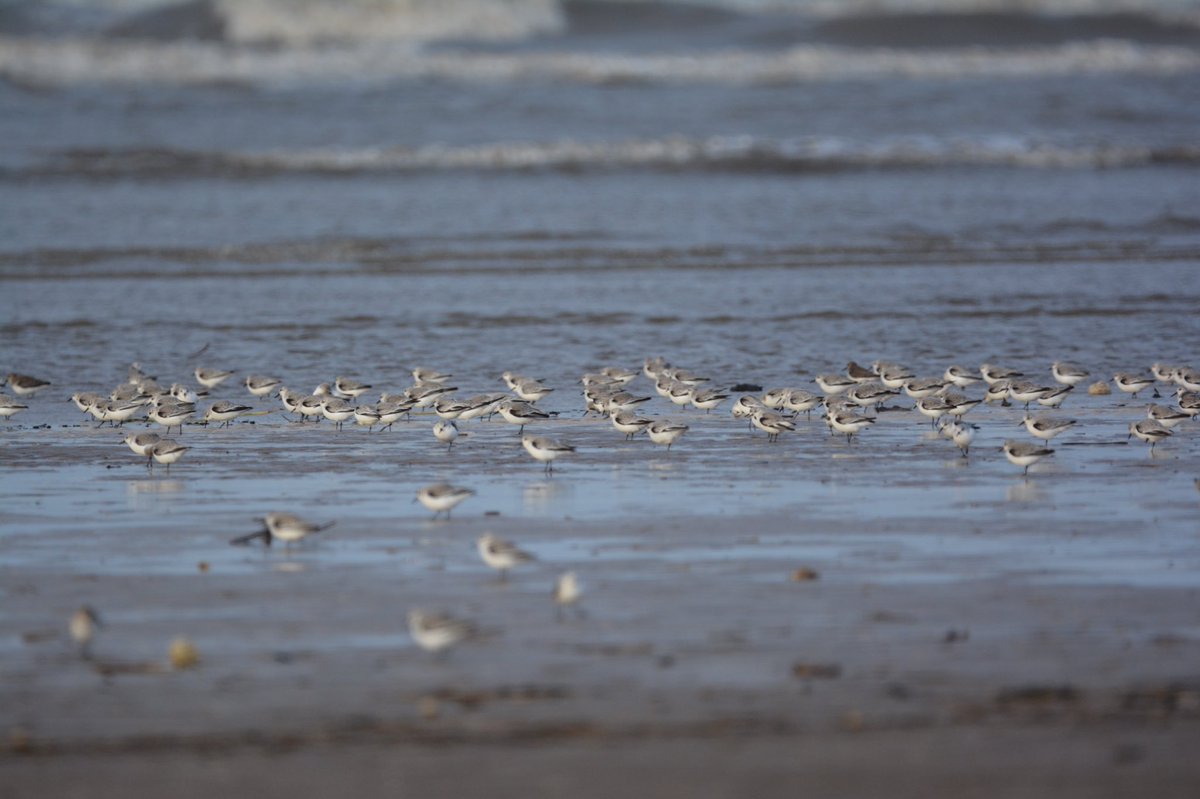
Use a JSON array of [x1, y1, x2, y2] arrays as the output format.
[[230, 512, 334, 548], [1114, 373, 1155, 397], [407, 610, 475, 655], [1021, 414, 1077, 441], [554, 572, 583, 620], [646, 420, 688, 450], [149, 439, 190, 472], [1002, 440, 1054, 477], [1128, 419, 1171, 450], [69, 605, 103, 659], [522, 434, 575, 473], [415, 483, 475, 519], [433, 419, 460, 450], [477, 533, 536, 581], [194, 367, 234, 389], [202, 400, 252, 427], [1051, 361, 1089, 386]]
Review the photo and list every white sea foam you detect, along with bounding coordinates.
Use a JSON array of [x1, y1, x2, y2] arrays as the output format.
[[2, 36, 1197, 87], [39, 134, 1200, 177]]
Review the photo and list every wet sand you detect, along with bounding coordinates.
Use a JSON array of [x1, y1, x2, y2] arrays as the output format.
[[3, 383, 1199, 796]]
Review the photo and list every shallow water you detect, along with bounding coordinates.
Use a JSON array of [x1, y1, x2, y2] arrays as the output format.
[[3, 0, 1200, 752]]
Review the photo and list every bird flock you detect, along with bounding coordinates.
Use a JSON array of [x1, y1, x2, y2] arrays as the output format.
[[6, 355, 1199, 656]]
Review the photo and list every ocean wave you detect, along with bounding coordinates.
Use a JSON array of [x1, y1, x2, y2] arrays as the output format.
[[23, 135, 1200, 178], [0, 0, 565, 45], [1, 36, 1197, 87]]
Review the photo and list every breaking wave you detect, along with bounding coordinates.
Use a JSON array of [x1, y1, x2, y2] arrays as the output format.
[[24, 134, 1200, 178]]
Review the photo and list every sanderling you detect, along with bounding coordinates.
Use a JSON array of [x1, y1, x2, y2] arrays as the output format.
[[148, 400, 195, 435], [194, 368, 234, 389], [784, 389, 822, 416], [611, 410, 651, 439], [606, 390, 653, 414], [877, 365, 915, 390], [981, 364, 1023, 385], [522, 433, 575, 472], [943, 392, 982, 418], [296, 394, 326, 423], [149, 439, 190, 472], [202, 400, 252, 428], [751, 410, 795, 442], [600, 366, 639, 385], [458, 393, 507, 421], [846, 361, 877, 383], [0, 394, 29, 420], [689, 387, 729, 413], [127, 362, 152, 385], [416, 482, 475, 518], [1128, 419, 1171, 450], [498, 400, 550, 433], [665, 381, 694, 407], [407, 610, 475, 655], [846, 383, 898, 413], [334, 376, 372, 398], [939, 420, 976, 457], [944, 365, 982, 388], [1036, 385, 1073, 408], [103, 398, 147, 427], [501, 371, 538, 391], [554, 571, 583, 620], [433, 419, 460, 450], [376, 397, 415, 430], [123, 431, 162, 466], [1021, 414, 1076, 441], [244, 374, 282, 397], [230, 512, 334, 548], [413, 368, 453, 385], [665, 368, 708, 386], [762, 388, 793, 409], [1175, 369, 1200, 392], [983, 379, 1013, 405], [5, 373, 51, 397], [321, 397, 356, 430], [1150, 363, 1180, 384], [69, 391, 103, 417], [1176, 390, 1200, 417], [433, 396, 472, 420], [814, 374, 857, 396], [1114, 373, 1156, 397], [643, 357, 670, 379], [1051, 362, 1089, 386], [646, 420, 688, 450], [515, 379, 555, 403], [1002, 440, 1054, 476], [279, 388, 302, 415], [827, 410, 875, 444], [353, 405, 381, 430], [1008, 381, 1052, 409], [904, 377, 949, 399], [110, 383, 145, 404], [731, 395, 769, 426], [170, 383, 199, 404], [1146, 404, 1190, 429], [478, 533, 536, 581], [915, 395, 954, 426], [407, 383, 458, 409], [69, 605, 103, 659]]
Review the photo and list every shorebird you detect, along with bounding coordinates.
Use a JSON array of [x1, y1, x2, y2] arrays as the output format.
[[6, 373, 51, 397], [407, 610, 475, 655], [415, 483, 474, 519], [477, 533, 536, 581], [69, 605, 103, 659], [1051, 361, 1089, 386], [1002, 440, 1054, 477], [646, 420, 688, 450], [194, 367, 234, 389], [432, 420, 460, 450], [229, 513, 334, 548], [522, 434, 575, 473], [1128, 419, 1171, 451]]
